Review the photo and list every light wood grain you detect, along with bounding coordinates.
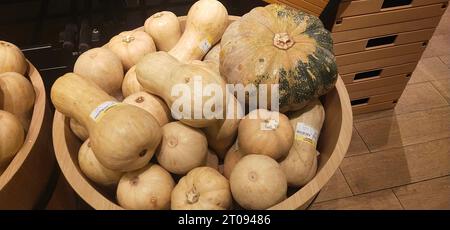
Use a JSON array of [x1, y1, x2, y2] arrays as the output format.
[[340, 138, 450, 194], [0, 62, 55, 209], [435, 8, 450, 36], [346, 74, 409, 93], [314, 168, 353, 203], [393, 176, 450, 210], [439, 55, 450, 68], [53, 17, 353, 210], [341, 62, 417, 85], [394, 82, 448, 114], [349, 83, 406, 100], [346, 128, 370, 157], [310, 189, 403, 210], [426, 35, 450, 57], [410, 57, 450, 84], [353, 101, 396, 116], [432, 79, 450, 103], [355, 107, 450, 152]]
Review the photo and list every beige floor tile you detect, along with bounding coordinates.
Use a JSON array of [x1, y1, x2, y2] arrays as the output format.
[[354, 107, 450, 152], [410, 57, 450, 84], [435, 10, 450, 36], [393, 176, 450, 210], [314, 169, 353, 203], [427, 35, 450, 57], [432, 79, 450, 103], [395, 82, 448, 114], [310, 189, 403, 210], [340, 138, 450, 194], [439, 55, 450, 68], [346, 128, 370, 157]]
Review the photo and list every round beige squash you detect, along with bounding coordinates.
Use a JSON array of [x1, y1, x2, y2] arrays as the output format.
[[0, 110, 24, 169], [171, 167, 232, 210], [0, 41, 27, 75], [108, 30, 156, 70], [117, 164, 175, 210], [144, 11, 181, 52], [78, 139, 123, 187], [123, 92, 171, 127], [73, 47, 124, 97], [238, 109, 294, 160], [230, 154, 287, 210], [121, 66, 144, 98], [69, 118, 89, 141], [223, 142, 245, 179], [0, 72, 35, 130], [157, 122, 208, 175]]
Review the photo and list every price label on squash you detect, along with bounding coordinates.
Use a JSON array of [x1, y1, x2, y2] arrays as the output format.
[[295, 123, 319, 147], [90, 101, 120, 122], [199, 38, 212, 54]]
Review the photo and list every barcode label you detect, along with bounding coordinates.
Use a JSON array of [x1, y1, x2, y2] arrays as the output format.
[[90, 101, 119, 122], [295, 123, 319, 147], [199, 39, 212, 54]]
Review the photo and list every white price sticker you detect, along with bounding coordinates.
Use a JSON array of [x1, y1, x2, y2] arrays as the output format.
[[199, 39, 212, 54], [295, 123, 319, 147], [90, 101, 119, 122]]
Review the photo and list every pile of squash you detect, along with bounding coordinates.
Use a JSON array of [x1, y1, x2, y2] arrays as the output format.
[[51, 0, 338, 210], [0, 41, 36, 175]]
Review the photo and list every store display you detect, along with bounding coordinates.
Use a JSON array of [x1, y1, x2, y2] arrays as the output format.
[[171, 167, 232, 210], [73, 48, 124, 97], [144, 11, 182, 52], [169, 0, 229, 62], [50, 0, 353, 211], [108, 31, 156, 70], [230, 154, 287, 210], [0, 41, 27, 75], [220, 4, 338, 112]]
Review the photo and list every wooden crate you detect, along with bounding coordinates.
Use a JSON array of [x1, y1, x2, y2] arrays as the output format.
[[264, 0, 330, 16], [351, 91, 403, 110], [334, 28, 434, 55], [341, 62, 417, 84], [352, 100, 397, 115], [346, 73, 410, 93], [338, 0, 448, 18], [332, 3, 447, 32]]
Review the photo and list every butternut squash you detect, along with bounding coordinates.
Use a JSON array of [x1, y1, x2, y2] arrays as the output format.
[[69, 118, 88, 141], [171, 167, 232, 210], [73, 47, 124, 97], [144, 11, 181, 52], [156, 122, 208, 175], [204, 44, 220, 63], [121, 66, 144, 98], [136, 52, 225, 128], [117, 164, 175, 210], [0, 72, 35, 130], [51, 73, 162, 172], [0, 110, 24, 169], [238, 109, 294, 160], [0, 41, 27, 75], [78, 139, 123, 187], [223, 142, 245, 179], [108, 31, 156, 70], [169, 0, 228, 62], [123, 92, 171, 127], [230, 154, 287, 210], [280, 99, 324, 187], [206, 149, 219, 171]]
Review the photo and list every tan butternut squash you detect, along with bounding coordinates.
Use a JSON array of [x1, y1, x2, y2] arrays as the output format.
[[123, 92, 171, 127], [204, 44, 220, 63], [0, 72, 35, 130], [69, 118, 88, 141], [78, 139, 123, 187], [169, 0, 228, 62], [144, 11, 181, 52], [73, 47, 124, 97], [156, 122, 208, 175], [117, 164, 175, 210], [230, 154, 287, 210], [280, 99, 324, 187], [238, 109, 294, 160], [171, 167, 232, 210], [0, 41, 27, 75], [121, 66, 144, 98], [223, 142, 245, 179], [108, 31, 156, 70], [206, 149, 219, 171], [136, 52, 225, 128], [51, 73, 162, 172], [0, 110, 24, 169]]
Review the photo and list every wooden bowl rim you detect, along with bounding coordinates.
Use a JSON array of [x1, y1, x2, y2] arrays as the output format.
[[0, 61, 47, 189], [53, 15, 353, 210]]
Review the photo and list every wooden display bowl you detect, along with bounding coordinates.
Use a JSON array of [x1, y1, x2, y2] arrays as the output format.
[[52, 16, 353, 210], [0, 62, 55, 209]]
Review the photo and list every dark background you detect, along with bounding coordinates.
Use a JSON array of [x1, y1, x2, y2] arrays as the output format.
[[0, 0, 338, 94]]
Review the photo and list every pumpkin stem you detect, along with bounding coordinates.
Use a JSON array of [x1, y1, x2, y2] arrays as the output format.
[[273, 33, 295, 50], [153, 12, 164, 18], [186, 186, 200, 204], [122, 35, 135, 43]]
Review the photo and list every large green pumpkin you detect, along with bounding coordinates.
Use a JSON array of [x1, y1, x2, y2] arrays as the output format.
[[220, 4, 338, 112]]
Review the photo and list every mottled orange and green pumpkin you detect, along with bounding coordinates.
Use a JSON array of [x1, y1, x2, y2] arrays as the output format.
[[220, 4, 337, 112]]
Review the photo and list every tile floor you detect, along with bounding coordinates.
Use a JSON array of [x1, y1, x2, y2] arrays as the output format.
[[310, 7, 450, 210]]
